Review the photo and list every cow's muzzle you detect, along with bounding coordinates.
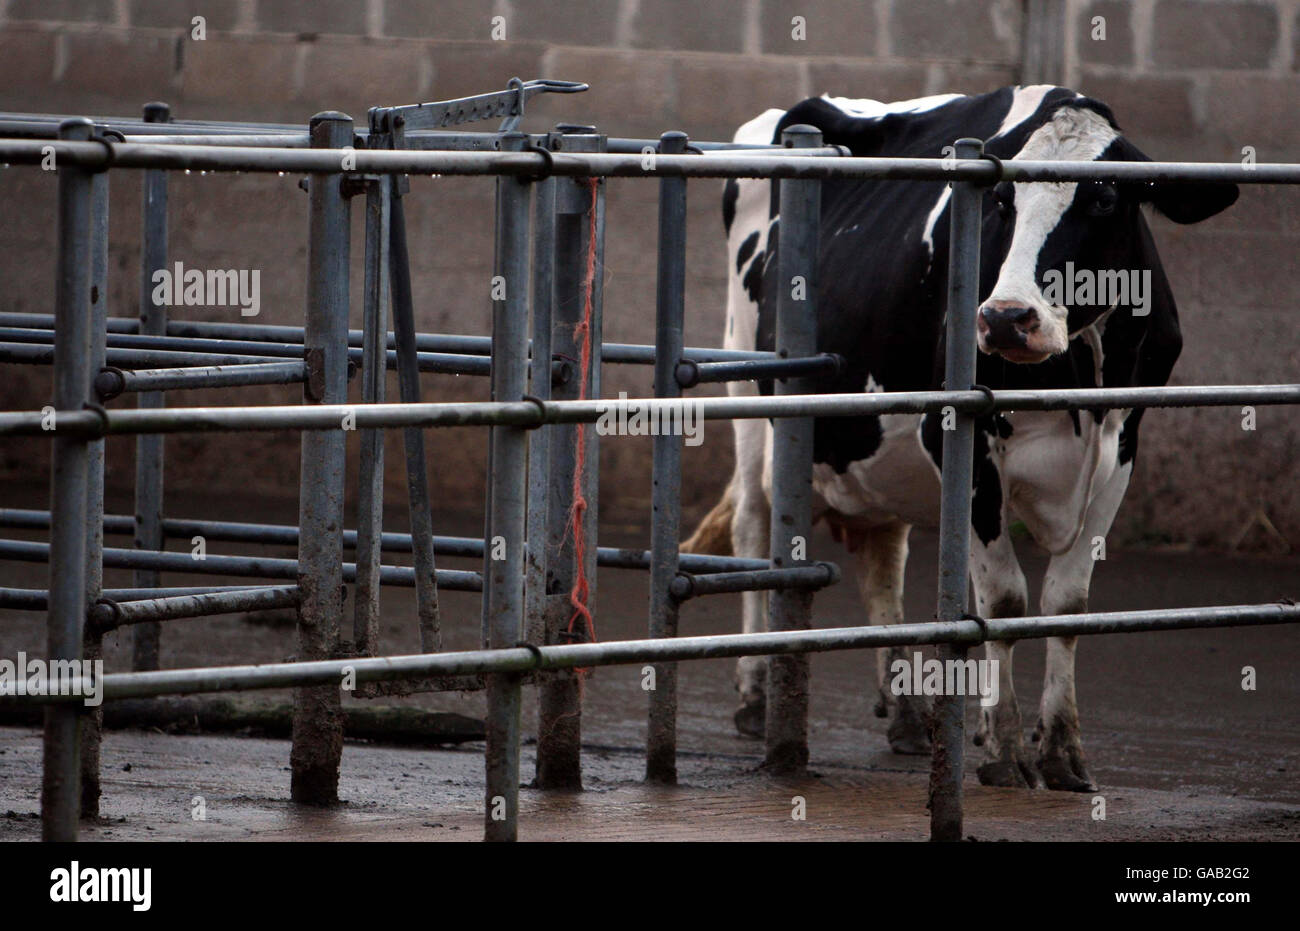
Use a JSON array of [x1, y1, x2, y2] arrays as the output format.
[[976, 301, 1050, 363]]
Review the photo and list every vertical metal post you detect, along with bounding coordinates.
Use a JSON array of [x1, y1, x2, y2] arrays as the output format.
[[929, 138, 984, 841], [132, 101, 169, 672], [388, 183, 442, 653], [80, 167, 109, 819], [483, 132, 532, 842], [524, 174, 556, 646], [646, 130, 688, 784], [291, 111, 352, 805], [353, 173, 390, 655], [43, 117, 95, 842], [764, 125, 822, 774], [535, 130, 605, 790]]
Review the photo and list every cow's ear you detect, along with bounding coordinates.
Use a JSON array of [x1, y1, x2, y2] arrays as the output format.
[[1108, 136, 1239, 224], [1147, 181, 1239, 225]]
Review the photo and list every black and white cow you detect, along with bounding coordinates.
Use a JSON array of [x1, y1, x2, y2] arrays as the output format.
[[683, 85, 1237, 790]]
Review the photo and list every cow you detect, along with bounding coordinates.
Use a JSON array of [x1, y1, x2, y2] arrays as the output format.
[[682, 85, 1237, 791]]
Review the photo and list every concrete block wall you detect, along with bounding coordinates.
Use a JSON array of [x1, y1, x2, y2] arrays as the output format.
[[0, 0, 1294, 550]]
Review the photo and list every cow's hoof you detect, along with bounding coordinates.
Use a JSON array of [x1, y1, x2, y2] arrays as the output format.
[[887, 702, 931, 755], [977, 758, 1042, 789], [1037, 755, 1096, 793], [733, 699, 766, 739]]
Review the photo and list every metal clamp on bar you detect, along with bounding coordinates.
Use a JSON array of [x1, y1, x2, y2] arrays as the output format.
[[94, 367, 127, 401], [961, 612, 991, 643]]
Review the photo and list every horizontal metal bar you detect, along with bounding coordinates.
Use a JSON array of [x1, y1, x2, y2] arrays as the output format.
[[0, 313, 778, 365], [90, 585, 301, 630], [0, 585, 289, 610], [0, 111, 831, 154], [0, 326, 524, 377], [3, 384, 1297, 438], [676, 353, 843, 388], [1, 138, 1294, 184], [669, 563, 840, 601], [95, 361, 307, 398], [0, 340, 287, 369], [0, 539, 483, 591], [10, 602, 1298, 704], [121, 133, 312, 147], [0, 508, 771, 575]]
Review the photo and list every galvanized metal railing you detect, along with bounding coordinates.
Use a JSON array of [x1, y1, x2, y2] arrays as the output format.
[[1, 87, 1297, 844]]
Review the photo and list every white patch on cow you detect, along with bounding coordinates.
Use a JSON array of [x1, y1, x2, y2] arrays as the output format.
[[920, 186, 952, 268], [981, 107, 1119, 358], [989, 84, 1056, 140], [923, 86, 1057, 269], [820, 93, 963, 119]]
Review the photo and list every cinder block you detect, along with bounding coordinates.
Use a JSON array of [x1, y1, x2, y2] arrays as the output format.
[[1075, 0, 1134, 67], [632, 0, 746, 54], [1076, 71, 1197, 141], [384, 0, 497, 41], [1151, 0, 1278, 70], [258, 1, 368, 36], [0, 26, 59, 93], [56, 29, 177, 100], [889, 0, 1021, 63], [8, 0, 116, 24], [527, 46, 675, 138], [760, 0, 876, 58], [298, 38, 428, 115], [130, 0, 241, 32], [927, 62, 1017, 97], [807, 59, 933, 102], [180, 34, 301, 112], [673, 55, 805, 140], [1203, 73, 1300, 153], [503, 0, 621, 48], [426, 40, 546, 105]]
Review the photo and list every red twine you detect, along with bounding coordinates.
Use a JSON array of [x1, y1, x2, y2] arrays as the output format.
[[565, 177, 600, 649]]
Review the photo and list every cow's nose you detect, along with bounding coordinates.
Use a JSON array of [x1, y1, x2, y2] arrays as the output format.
[[977, 301, 1037, 348]]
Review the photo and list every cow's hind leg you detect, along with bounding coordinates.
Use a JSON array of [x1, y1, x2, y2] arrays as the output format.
[[730, 423, 772, 738], [969, 520, 1039, 788], [851, 521, 929, 754]]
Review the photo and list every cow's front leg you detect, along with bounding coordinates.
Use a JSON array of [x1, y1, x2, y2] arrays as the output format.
[[1035, 563, 1097, 791], [969, 519, 1040, 788], [1034, 635, 1094, 791], [1030, 456, 1131, 790]]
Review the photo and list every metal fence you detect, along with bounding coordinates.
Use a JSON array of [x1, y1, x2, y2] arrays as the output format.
[[2, 82, 1298, 843]]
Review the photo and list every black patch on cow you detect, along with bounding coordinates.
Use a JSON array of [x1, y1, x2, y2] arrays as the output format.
[[743, 249, 766, 305], [970, 427, 1004, 546], [735, 231, 759, 273], [722, 179, 739, 235], [920, 413, 1004, 546]]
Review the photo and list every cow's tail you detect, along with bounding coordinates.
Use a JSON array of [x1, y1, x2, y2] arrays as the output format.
[[681, 478, 735, 556]]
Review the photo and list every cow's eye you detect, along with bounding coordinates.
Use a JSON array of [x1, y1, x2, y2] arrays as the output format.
[[992, 186, 1014, 217], [1088, 183, 1118, 217]]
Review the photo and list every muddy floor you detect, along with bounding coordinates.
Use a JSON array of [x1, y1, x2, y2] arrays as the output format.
[[1, 488, 1298, 840]]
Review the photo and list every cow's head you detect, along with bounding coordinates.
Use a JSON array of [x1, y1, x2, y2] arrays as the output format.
[[976, 102, 1237, 363]]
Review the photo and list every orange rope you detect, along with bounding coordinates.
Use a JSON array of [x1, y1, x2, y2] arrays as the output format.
[[565, 177, 600, 649]]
